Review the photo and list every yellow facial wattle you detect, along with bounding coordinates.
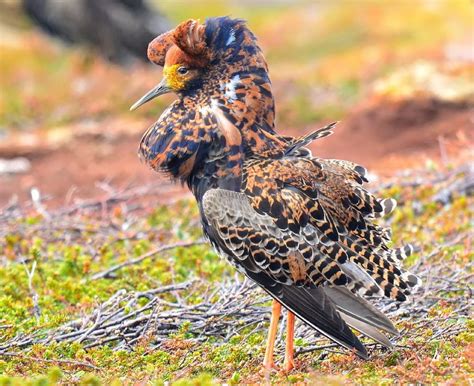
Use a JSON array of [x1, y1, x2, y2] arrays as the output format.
[[163, 64, 187, 91]]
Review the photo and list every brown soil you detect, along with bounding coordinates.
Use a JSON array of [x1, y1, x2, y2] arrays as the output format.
[[1, 97, 472, 207], [310, 97, 473, 174], [0, 119, 188, 207]]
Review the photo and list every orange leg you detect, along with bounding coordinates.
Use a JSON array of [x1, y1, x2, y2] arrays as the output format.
[[284, 311, 295, 372], [263, 299, 281, 370]]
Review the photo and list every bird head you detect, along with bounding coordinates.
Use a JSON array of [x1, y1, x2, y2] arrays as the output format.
[[130, 19, 211, 110], [162, 47, 201, 91]]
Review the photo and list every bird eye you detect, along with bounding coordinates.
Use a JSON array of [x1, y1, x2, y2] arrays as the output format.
[[177, 66, 188, 75]]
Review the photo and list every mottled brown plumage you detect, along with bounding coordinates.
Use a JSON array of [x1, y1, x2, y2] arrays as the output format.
[[132, 17, 421, 369]]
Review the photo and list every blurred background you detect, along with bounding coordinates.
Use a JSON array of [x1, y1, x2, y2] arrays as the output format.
[[0, 0, 472, 206]]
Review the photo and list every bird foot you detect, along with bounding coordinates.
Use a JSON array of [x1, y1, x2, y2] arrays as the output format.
[[283, 358, 295, 373], [262, 359, 296, 375], [262, 360, 280, 373]]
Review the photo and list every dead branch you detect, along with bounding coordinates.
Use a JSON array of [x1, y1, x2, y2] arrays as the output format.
[[89, 240, 206, 280], [23, 260, 41, 320]]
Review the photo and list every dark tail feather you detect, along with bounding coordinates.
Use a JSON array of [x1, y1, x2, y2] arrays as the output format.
[[261, 282, 368, 359], [322, 286, 398, 336], [337, 313, 393, 348], [284, 122, 337, 156]]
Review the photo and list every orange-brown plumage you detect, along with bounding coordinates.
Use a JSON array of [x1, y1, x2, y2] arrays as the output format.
[[172, 19, 209, 58], [164, 45, 208, 69], [147, 30, 174, 66], [132, 17, 421, 370], [148, 19, 210, 68]]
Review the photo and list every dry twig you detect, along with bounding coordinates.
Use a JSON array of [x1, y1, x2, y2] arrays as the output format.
[[89, 240, 206, 280]]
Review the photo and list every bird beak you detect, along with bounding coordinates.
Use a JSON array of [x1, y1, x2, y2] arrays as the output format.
[[130, 78, 172, 111]]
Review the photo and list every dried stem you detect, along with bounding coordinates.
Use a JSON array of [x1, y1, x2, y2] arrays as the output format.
[[89, 240, 206, 280]]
